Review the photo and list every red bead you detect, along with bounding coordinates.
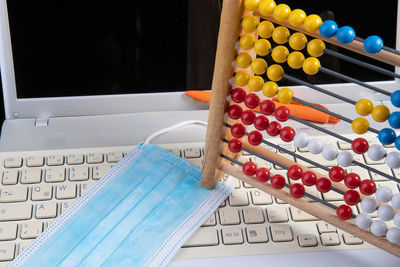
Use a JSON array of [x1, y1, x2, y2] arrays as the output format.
[[301, 171, 317, 186], [260, 100, 276, 115], [231, 88, 246, 103], [351, 138, 369, 154], [287, 165, 303, 180], [256, 167, 270, 182], [316, 177, 331, 193], [344, 173, 360, 189], [228, 139, 242, 153], [279, 126, 296, 142], [290, 183, 305, 198], [270, 174, 286, 189], [359, 179, 376, 195], [248, 130, 263, 146], [329, 166, 345, 182], [231, 123, 246, 138], [336, 204, 353, 220], [266, 121, 281, 136], [274, 106, 291, 122], [244, 93, 260, 109], [254, 115, 269, 131], [242, 161, 257, 176], [343, 190, 360, 206], [227, 105, 243, 120], [241, 110, 256, 125]]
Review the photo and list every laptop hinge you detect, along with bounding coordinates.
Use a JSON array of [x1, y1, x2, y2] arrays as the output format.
[[35, 118, 49, 127]]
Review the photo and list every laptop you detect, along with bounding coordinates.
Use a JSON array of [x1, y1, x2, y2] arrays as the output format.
[[0, 0, 399, 266]]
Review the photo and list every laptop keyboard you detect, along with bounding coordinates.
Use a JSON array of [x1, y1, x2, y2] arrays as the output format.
[[0, 134, 399, 265]]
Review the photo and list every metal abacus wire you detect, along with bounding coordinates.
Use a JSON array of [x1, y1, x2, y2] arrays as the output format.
[[200, 0, 400, 258]]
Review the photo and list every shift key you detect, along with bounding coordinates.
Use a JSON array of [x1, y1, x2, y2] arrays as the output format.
[[182, 228, 218, 247], [0, 203, 32, 221]]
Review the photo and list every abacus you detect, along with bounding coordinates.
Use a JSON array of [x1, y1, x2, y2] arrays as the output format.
[[201, 0, 400, 258]]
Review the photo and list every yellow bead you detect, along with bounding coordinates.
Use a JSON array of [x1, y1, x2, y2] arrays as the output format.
[[273, 4, 291, 22], [371, 105, 390, 122], [244, 0, 261, 11], [236, 53, 252, 68], [304, 14, 322, 33], [267, 64, 284, 81], [288, 9, 306, 27], [272, 26, 290, 44], [271, 45, 289, 63], [235, 71, 250, 86], [254, 39, 271, 56], [287, 51, 305, 69], [251, 58, 268, 75], [248, 76, 265, 92], [259, 0, 276, 16], [302, 57, 320, 75], [277, 88, 294, 104], [355, 99, 374, 116], [352, 117, 369, 134], [289, 32, 307, 50], [239, 33, 256, 50], [262, 81, 279, 97], [242, 16, 259, 32], [257, 21, 274, 39], [307, 39, 325, 57]]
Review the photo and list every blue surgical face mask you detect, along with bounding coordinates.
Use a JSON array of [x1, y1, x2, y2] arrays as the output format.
[[12, 143, 232, 267]]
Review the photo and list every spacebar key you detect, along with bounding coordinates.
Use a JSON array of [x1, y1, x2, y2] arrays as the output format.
[[182, 228, 219, 247], [0, 203, 32, 221]]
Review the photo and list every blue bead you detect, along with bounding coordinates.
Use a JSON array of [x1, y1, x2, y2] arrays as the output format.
[[364, 35, 383, 54], [378, 128, 397, 145], [391, 90, 400, 108], [389, 112, 400, 129], [319, 20, 338, 38], [395, 136, 400, 150], [336, 26, 355, 44]]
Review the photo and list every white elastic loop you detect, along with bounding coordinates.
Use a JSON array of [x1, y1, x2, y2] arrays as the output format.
[[144, 120, 208, 144]]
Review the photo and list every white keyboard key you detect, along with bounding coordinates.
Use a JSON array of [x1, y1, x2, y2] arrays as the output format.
[[369, 165, 392, 182], [20, 169, 42, 184], [59, 201, 74, 214], [67, 153, 84, 165], [19, 240, 33, 253], [251, 189, 272, 205], [337, 140, 351, 150], [0, 186, 27, 203], [31, 184, 52, 201], [184, 148, 201, 158], [296, 153, 336, 167], [243, 182, 254, 188], [343, 233, 363, 245], [47, 155, 64, 166], [106, 152, 123, 163], [0, 243, 15, 261], [56, 184, 76, 199], [26, 156, 44, 167], [228, 189, 249, 206], [227, 177, 240, 189], [290, 207, 318, 221], [80, 181, 96, 196], [0, 203, 32, 221], [322, 190, 343, 201], [278, 142, 296, 152], [270, 224, 293, 242], [2, 170, 19, 185], [92, 164, 112, 180], [246, 225, 268, 243], [266, 206, 288, 223], [345, 166, 369, 179], [363, 153, 385, 165], [298, 234, 317, 247], [4, 157, 22, 168], [0, 223, 17, 240], [187, 158, 202, 168], [36, 202, 57, 219], [167, 149, 181, 157], [320, 232, 340, 246], [222, 227, 243, 245], [219, 208, 240, 225], [317, 222, 337, 233], [45, 167, 66, 183], [69, 166, 89, 181], [182, 228, 218, 247], [20, 221, 43, 239], [242, 207, 265, 224], [202, 213, 216, 227], [87, 152, 104, 164]]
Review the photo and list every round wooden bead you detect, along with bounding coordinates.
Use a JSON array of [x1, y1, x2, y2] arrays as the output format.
[[394, 212, 400, 227], [231, 88, 246, 103], [236, 53, 252, 68], [391, 90, 400, 108], [274, 106, 290, 121], [244, 93, 260, 109], [266, 121, 281, 136], [293, 132, 309, 148], [248, 130, 263, 146], [243, 161, 257, 176], [267, 64, 284, 81], [351, 138, 369, 154], [344, 173, 360, 189], [370, 220, 387, 236], [308, 138, 323, 154], [378, 128, 396, 145], [254, 39, 271, 56], [256, 167, 270, 182], [367, 144, 386, 161], [351, 117, 369, 134], [227, 105, 243, 120], [262, 81, 279, 98], [230, 123, 246, 138], [244, 0, 261, 10], [355, 213, 372, 229], [288, 165, 303, 180], [272, 26, 290, 44], [322, 144, 338, 161], [279, 126, 295, 142], [307, 39, 325, 57], [289, 32, 307, 50], [287, 51, 305, 69], [355, 99, 373, 116], [251, 58, 268, 75], [360, 197, 377, 213], [239, 33, 256, 50], [387, 228, 400, 244], [241, 110, 256, 125], [336, 204, 352, 220], [344, 190, 360, 206], [392, 193, 400, 209], [303, 14, 322, 33], [329, 166, 345, 182], [271, 174, 286, 189], [336, 26, 355, 44], [254, 115, 269, 131], [316, 177, 331, 193], [257, 21, 275, 39], [302, 57, 320, 75], [228, 139, 242, 153], [371, 105, 390, 122], [248, 76, 264, 92], [242, 15, 259, 32], [290, 183, 305, 198], [260, 100, 276, 115], [288, 9, 306, 27], [235, 70, 250, 86], [388, 111, 400, 129], [273, 4, 291, 22], [386, 151, 400, 169], [359, 179, 376, 195], [376, 186, 393, 203], [319, 20, 338, 38], [277, 88, 293, 104], [259, 0, 276, 16], [271, 46, 289, 63], [301, 171, 317, 186], [337, 151, 353, 167], [378, 205, 395, 221], [364, 35, 383, 54]]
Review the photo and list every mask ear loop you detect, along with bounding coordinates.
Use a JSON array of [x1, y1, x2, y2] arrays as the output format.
[[144, 120, 208, 144]]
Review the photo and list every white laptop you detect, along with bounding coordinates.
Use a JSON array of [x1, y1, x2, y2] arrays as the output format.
[[0, 0, 400, 266]]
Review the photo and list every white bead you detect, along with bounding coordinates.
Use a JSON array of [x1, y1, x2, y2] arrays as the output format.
[[337, 151, 353, 167], [293, 132, 309, 148], [386, 151, 400, 169], [355, 213, 372, 229], [375, 186, 393, 203], [322, 144, 338, 161], [394, 212, 400, 227], [387, 227, 400, 244], [370, 220, 388, 236], [308, 138, 323, 154], [377, 205, 395, 221], [392, 193, 400, 209], [360, 197, 377, 213], [367, 144, 386, 161]]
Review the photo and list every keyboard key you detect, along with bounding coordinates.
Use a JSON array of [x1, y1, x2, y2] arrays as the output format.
[[0, 243, 15, 261], [242, 207, 265, 224], [106, 152, 124, 163], [20, 169, 42, 184], [67, 154, 84, 165], [4, 157, 22, 168], [228, 189, 249, 206], [251, 189, 272, 205], [47, 155, 64, 166], [222, 227, 243, 245], [202, 213, 216, 227], [227, 177, 240, 189], [369, 165, 392, 182], [2, 170, 19, 185], [219, 208, 240, 225], [20, 221, 43, 239], [270, 224, 293, 242], [69, 166, 89, 181], [337, 140, 351, 150], [167, 149, 181, 157], [31, 184, 52, 201], [343, 233, 363, 245], [45, 167, 66, 183], [0, 186, 27, 203], [80, 181, 96, 196], [243, 182, 254, 188], [298, 234, 318, 247], [266, 206, 288, 223], [26, 156, 44, 167], [0, 223, 17, 240], [0, 203, 32, 221], [317, 222, 337, 233], [363, 153, 385, 165], [87, 153, 104, 164], [320, 233, 340, 246], [182, 228, 218, 247], [322, 190, 343, 201], [184, 148, 201, 158], [59, 201, 74, 214], [56, 184, 76, 199], [187, 158, 202, 168], [296, 153, 336, 167], [290, 207, 318, 221], [19, 240, 33, 253], [246, 225, 268, 243], [36, 202, 57, 219], [345, 166, 369, 179], [92, 164, 112, 180]]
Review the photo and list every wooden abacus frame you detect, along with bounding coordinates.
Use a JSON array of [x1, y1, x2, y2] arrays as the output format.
[[201, 0, 400, 258]]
